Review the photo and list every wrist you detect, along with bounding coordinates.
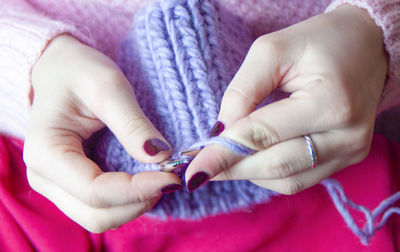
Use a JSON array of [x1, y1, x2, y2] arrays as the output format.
[[329, 4, 387, 62], [31, 35, 83, 97]]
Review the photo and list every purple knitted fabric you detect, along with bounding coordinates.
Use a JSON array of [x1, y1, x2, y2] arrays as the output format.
[[87, 0, 277, 219], [83, 0, 400, 243]]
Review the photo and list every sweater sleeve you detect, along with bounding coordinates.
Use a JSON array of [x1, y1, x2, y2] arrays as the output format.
[[326, 0, 400, 113], [0, 0, 92, 139]]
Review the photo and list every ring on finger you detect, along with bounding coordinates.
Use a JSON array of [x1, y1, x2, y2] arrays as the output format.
[[303, 134, 317, 169]]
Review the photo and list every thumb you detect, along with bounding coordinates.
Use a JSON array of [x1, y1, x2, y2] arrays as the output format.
[[85, 71, 171, 163]]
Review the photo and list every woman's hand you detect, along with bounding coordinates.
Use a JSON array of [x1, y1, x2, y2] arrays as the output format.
[[24, 35, 181, 232], [185, 5, 388, 193]]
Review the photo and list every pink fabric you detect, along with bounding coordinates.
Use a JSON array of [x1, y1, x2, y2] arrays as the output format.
[[1, 1, 400, 250], [1, 0, 400, 138], [0, 133, 399, 251]]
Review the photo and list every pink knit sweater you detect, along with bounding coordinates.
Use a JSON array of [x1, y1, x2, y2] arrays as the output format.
[[0, 0, 399, 139]]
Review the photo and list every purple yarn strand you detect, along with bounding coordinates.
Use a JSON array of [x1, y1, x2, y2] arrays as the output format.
[[321, 179, 371, 244], [372, 191, 400, 219], [320, 178, 400, 244], [189, 139, 400, 244], [375, 207, 400, 230], [189, 136, 256, 156], [90, 0, 400, 244]]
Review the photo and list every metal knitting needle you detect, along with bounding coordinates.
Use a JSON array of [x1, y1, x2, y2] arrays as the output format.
[[159, 158, 191, 172], [179, 146, 204, 157]]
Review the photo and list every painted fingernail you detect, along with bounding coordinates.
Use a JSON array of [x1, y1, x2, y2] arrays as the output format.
[[187, 172, 210, 192], [159, 159, 191, 172], [179, 146, 204, 157], [161, 183, 183, 193], [209, 121, 225, 137], [143, 138, 170, 156]]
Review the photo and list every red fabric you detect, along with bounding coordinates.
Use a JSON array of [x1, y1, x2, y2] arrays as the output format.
[[0, 134, 399, 252]]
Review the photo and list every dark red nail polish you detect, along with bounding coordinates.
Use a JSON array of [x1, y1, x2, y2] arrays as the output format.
[[209, 121, 225, 137], [143, 138, 170, 156], [161, 183, 183, 193], [187, 172, 210, 192]]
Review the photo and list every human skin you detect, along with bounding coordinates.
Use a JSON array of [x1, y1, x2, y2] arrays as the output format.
[[24, 35, 182, 233], [23, 4, 387, 232], [185, 4, 388, 194]]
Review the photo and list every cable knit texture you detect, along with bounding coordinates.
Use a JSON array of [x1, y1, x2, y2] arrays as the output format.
[[86, 0, 277, 219], [0, 0, 400, 244], [0, 0, 400, 138], [81, 2, 400, 244]]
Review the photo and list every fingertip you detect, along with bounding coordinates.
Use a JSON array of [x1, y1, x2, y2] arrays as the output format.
[[143, 138, 170, 155], [187, 171, 210, 192], [185, 144, 241, 191], [161, 183, 183, 194], [129, 171, 182, 200], [135, 171, 182, 189], [124, 136, 172, 164], [209, 121, 225, 137]]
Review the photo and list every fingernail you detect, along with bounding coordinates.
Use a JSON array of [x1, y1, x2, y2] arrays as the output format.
[[179, 146, 204, 157], [143, 138, 170, 156], [161, 183, 183, 193], [187, 172, 210, 192], [159, 159, 191, 172], [209, 121, 225, 137]]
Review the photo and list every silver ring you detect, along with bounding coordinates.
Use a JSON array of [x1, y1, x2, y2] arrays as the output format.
[[303, 134, 317, 169]]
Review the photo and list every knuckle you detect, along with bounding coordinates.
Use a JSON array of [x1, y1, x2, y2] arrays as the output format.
[[119, 114, 150, 140], [224, 86, 256, 107], [211, 152, 231, 174], [83, 209, 115, 233], [84, 216, 108, 233], [221, 168, 234, 180], [347, 126, 373, 162], [244, 116, 280, 150], [267, 156, 295, 179], [25, 169, 40, 192], [86, 187, 105, 209], [89, 68, 125, 89], [119, 115, 155, 156], [23, 144, 49, 175], [133, 187, 150, 203], [141, 200, 155, 213], [22, 137, 39, 168], [279, 178, 304, 195], [22, 147, 35, 169], [252, 35, 285, 56]]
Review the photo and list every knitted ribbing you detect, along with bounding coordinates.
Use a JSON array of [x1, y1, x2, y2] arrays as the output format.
[[89, 0, 276, 220], [84, 0, 400, 243]]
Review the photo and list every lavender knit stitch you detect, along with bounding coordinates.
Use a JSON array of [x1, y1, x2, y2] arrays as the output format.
[[88, 0, 277, 220], [85, 0, 400, 244]]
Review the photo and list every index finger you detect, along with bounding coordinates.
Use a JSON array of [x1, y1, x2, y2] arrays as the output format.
[[185, 84, 333, 188]]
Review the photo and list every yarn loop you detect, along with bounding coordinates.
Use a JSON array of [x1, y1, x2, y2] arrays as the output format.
[[85, 0, 400, 244]]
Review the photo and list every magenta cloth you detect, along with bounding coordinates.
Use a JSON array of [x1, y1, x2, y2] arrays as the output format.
[[0, 133, 399, 251]]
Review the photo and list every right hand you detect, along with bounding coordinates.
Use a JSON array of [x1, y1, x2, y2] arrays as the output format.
[[23, 35, 181, 233]]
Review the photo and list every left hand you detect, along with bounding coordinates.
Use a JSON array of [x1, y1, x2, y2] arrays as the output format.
[[184, 5, 388, 194]]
